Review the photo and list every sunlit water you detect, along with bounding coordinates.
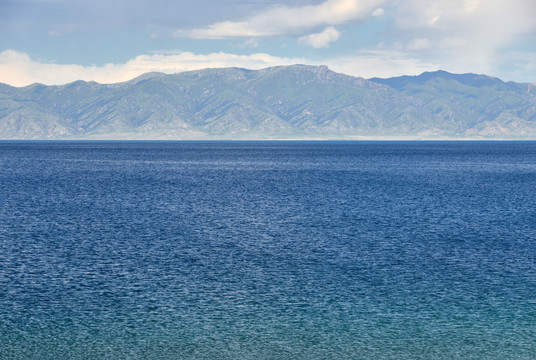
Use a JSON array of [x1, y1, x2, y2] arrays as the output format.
[[0, 141, 535, 359]]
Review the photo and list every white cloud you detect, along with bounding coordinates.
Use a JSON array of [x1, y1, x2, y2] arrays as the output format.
[[374, 0, 536, 78], [175, 0, 385, 38], [372, 7, 384, 16], [393, 0, 536, 46], [438, 37, 466, 49], [324, 50, 440, 79], [0, 50, 307, 87], [299, 26, 341, 48], [407, 38, 431, 50], [0, 48, 445, 87]]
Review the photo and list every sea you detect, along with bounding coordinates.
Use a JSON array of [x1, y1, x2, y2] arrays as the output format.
[[0, 141, 535, 359]]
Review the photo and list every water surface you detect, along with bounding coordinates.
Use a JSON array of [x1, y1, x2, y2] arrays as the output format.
[[0, 141, 535, 359]]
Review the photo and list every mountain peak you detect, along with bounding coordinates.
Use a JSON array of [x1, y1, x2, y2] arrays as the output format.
[[126, 72, 166, 84], [369, 70, 505, 90]]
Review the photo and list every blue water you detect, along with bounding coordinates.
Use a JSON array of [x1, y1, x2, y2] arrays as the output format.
[[0, 141, 535, 359]]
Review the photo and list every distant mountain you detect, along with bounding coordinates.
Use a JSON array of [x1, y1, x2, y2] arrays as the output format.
[[1, 65, 536, 139], [369, 71, 536, 138]]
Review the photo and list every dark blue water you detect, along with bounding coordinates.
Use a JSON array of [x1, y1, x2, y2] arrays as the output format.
[[0, 141, 535, 359]]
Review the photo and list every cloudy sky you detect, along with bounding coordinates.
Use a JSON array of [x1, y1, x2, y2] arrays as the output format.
[[1, 0, 535, 86]]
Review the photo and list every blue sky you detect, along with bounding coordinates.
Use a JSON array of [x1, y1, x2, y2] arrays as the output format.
[[1, 0, 535, 86]]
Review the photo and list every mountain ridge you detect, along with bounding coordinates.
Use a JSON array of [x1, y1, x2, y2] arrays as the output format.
[[1, 65, 536, 139]]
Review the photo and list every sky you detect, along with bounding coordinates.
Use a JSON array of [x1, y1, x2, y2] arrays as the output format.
[[1, 0, 536, 86]]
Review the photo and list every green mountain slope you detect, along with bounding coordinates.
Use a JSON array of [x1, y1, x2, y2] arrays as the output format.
[[370, 71, 536, 137], [1, 65, 535, 139]]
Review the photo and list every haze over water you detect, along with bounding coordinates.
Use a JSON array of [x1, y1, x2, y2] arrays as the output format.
[[0, 141, 535, 359]]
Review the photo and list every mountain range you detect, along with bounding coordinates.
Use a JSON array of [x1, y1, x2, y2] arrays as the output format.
[[1, 65, 536, 139]]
